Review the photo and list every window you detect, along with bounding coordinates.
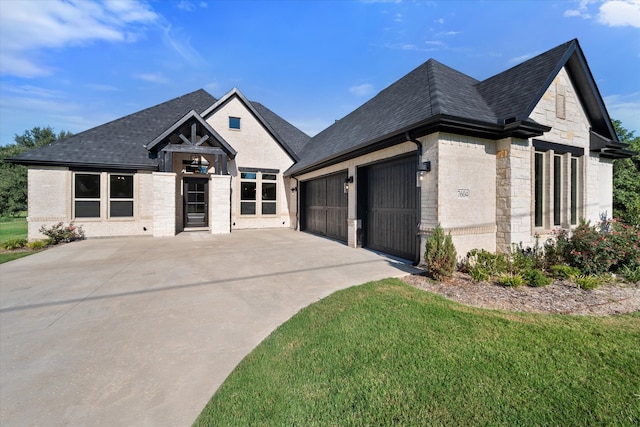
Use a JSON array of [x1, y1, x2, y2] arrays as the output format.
[[534, 149, 581, 230], [240, 170, 278, 216], [109, 174, 134, 217], [534, 152, 544, 227], [229, 116, 241, 130], [262, 174, 277, 215], [553, 155, 562, 226], [240, 172, 257, 215], [75, 173, 101, 218]]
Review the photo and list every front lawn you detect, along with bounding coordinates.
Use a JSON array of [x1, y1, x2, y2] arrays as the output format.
[[0, 216, 27, 243], [195, 279, 640, 426]]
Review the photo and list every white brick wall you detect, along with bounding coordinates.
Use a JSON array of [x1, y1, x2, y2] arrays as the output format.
[[209, 174, 231, 234], [153, 172, 177, 237], [27, 167, 70, 240]]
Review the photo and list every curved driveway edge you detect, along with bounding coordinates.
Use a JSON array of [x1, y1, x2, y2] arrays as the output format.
[[0, 229, 419, 426]]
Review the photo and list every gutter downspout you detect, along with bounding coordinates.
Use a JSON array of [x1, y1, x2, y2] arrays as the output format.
[[406, 131, 423, 265], [293, 176, 299, 231]]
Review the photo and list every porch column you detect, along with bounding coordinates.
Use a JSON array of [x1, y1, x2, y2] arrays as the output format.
[[209, 174, 231, 234], [153, 172, 177, 237]]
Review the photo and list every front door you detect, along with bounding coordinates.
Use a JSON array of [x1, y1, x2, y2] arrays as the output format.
[[184, 178, 208, 228]]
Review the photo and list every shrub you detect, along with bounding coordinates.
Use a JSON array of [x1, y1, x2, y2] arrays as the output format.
[[544, 219, 640, 275], [498, 274, 524, 287], [425, 224, 457, 281], [523, 269, 552, 287], [469, 265, 490, 282], [620, 265, 640, 284], [575, 275, 602, 290], [509, 237, 545, 273], [39, 222, 85, 245], [549, 265, 581, 280], [26, 240, 48, 250], [1, 238, 27, 250], [466, 249, 508, 276]]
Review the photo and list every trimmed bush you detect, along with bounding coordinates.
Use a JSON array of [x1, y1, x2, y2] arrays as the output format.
[[425, 224, 457, 281], [523, 269, 552, 288], [498, 274, 524, 287], [466, 249, 508, 276], [1, 238, 27, 250], [39, 222, 85, 245], [26, 240, 48, 250]]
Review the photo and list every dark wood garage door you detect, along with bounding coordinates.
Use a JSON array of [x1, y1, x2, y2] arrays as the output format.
[[359, 156, 418, 261], [301, 171, 348, 242]]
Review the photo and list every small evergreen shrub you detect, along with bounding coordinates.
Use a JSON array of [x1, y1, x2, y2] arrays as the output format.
[[425, 224, 457, 281], [498, 274, 524, 287], [39, 222, 85, 245], [509, 238, 545, 273], [1, 238, 27, 250], [523, 269, 552, 287], [549, 265, 581, 280], [575, 275, 602, 290]]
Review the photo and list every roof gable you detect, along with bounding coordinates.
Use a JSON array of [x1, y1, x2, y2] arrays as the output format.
[[144, 110, 237, 158], [202, 88, 310, 161]]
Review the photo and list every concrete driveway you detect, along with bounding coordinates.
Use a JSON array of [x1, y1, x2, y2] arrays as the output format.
[[0, 229, 418, 426]]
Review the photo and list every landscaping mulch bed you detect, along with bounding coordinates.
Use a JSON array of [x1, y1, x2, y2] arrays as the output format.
[[403, 272, 640, 316]]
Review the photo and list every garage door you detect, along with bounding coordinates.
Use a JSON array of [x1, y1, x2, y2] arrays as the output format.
[[359, 156, 418, 261], [301, 171, 348, 242]]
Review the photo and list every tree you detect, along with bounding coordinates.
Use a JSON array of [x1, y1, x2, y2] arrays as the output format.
[[612, 120, 640, 226], [0, 126, 72, 217]]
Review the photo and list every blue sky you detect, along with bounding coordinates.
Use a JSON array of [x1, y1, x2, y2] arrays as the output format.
[[0, 0, 639, 146]]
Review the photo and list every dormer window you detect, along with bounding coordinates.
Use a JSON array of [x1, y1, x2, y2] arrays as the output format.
[[229, 117, 241, 130]]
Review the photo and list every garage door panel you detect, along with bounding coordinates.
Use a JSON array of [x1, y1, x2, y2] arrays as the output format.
[[365, 156, 417, 261], [302, 172, 348, 242]]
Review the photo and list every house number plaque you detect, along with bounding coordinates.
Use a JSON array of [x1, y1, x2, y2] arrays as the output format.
[[457, 189, 470, 199]]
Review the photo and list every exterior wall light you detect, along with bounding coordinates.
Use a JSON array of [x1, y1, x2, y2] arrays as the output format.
[[417, 161, 431, 187], [344, 175, 354, 193]]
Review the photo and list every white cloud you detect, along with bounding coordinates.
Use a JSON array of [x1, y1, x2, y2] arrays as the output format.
[[564, 0, 595, 18], [0, 0, 158, 78], [162, 25, 204, 66], [508, 52, 539, 64], [564, 0, 640, 27], [177, 1, 195, 11], [598, 0, 640, 27], [349, 84, 375, 97]]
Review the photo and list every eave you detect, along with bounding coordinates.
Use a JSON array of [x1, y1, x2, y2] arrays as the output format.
[[287, 115, 550, 176], [5, 158, 158, 171]]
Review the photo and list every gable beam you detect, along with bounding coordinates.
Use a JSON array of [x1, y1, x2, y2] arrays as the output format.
[[178, 133, 193, 145], [191, 123, 197, 144], [195, 134, 209, 146]]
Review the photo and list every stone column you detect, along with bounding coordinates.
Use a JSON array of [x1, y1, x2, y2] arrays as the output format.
[[209, 174, 231, 234]]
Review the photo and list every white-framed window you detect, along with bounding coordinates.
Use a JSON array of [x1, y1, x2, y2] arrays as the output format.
[[109, 174, 134, 218], [74, 173, 101, 218], [229, 116, 241, 130], [239, 169, 278, 216], [533, 144, 582, 229], [73, 172, 135, 219]]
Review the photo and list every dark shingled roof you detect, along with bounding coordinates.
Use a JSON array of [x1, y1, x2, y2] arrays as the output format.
[[250, 101, 310, 158], [11, 89, 217, 169], [287, 38, 618, 175], [10, 89, 310, 169]]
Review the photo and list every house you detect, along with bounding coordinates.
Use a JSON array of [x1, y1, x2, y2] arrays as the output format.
[[10, 39, 634, 262]]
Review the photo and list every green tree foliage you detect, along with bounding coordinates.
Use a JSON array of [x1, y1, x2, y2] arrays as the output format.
[[0, 126, 72, 216], [612, 120, 640, 226]]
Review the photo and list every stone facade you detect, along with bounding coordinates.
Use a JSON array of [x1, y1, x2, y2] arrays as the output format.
[[152, 172, 176, 237]]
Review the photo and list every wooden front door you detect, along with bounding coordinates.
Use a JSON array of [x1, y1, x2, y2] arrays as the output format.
[[184, 178, 208, 228]]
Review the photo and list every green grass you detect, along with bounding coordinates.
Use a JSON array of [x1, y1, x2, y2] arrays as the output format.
[[0, 216, 27, 244], [0, 216, 35, 264], [195, 279, 640, 426]]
